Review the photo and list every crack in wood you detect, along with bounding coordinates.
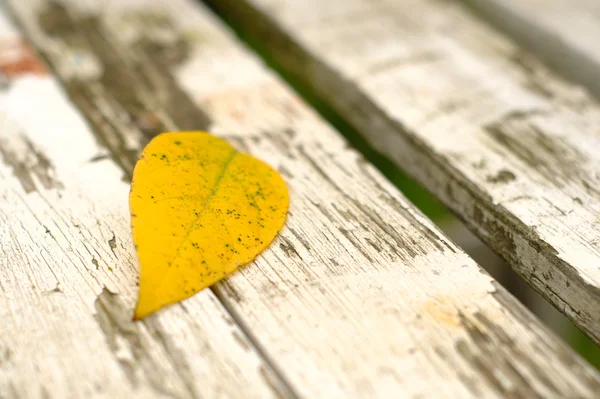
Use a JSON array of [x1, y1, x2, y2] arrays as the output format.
[[279, 236, 302, 259], [108, 233, 117, 257], [94, 288, 200, 398], [0, 134, 63, 193], [211, 284, 300, 399]]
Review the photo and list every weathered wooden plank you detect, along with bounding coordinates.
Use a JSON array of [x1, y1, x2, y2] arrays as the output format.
[[460, 0, 600, 100], [0, 9, 287, 399], [4, 0, 600, 397], [204, 0, 600, 345]]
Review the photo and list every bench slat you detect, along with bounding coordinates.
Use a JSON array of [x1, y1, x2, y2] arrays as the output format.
[[462, 0, 600, 100], [3, 0, 600, 397], [204, 0, 600, 344], [0, 9, 283, 399]]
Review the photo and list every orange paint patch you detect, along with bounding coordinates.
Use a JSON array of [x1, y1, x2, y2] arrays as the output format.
[[422, 296, 461, 327], [137, 112, 161, 131], [0, 39, 47, 78]]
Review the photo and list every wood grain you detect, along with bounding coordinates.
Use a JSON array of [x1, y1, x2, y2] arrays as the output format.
[[204, 0, 600, 345], [3, 0, 600, 397], [0, 7, 287, 399], [460, 0, 600, 100]]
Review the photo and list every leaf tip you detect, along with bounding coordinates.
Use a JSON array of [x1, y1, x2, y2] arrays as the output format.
[[132, 295, 157, 321], [132, 308, 145, 321]]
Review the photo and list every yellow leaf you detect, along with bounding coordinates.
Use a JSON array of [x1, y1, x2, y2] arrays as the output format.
[[129, 131, 289, 320]]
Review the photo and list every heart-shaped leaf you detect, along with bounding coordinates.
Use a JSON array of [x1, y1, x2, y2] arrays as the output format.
[[130, 131, 289, 319]]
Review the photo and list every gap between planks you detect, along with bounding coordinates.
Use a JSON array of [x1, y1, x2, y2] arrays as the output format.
[[202, 0, 600, 346]]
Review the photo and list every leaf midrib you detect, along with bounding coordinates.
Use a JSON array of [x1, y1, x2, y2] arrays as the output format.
[[151, 147, 239, 292]]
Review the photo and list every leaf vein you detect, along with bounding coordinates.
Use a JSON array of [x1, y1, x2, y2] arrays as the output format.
[[154, 148, 238, 291]]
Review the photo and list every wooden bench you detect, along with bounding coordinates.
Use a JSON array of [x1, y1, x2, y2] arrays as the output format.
[[0, 0, 598, 397]]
